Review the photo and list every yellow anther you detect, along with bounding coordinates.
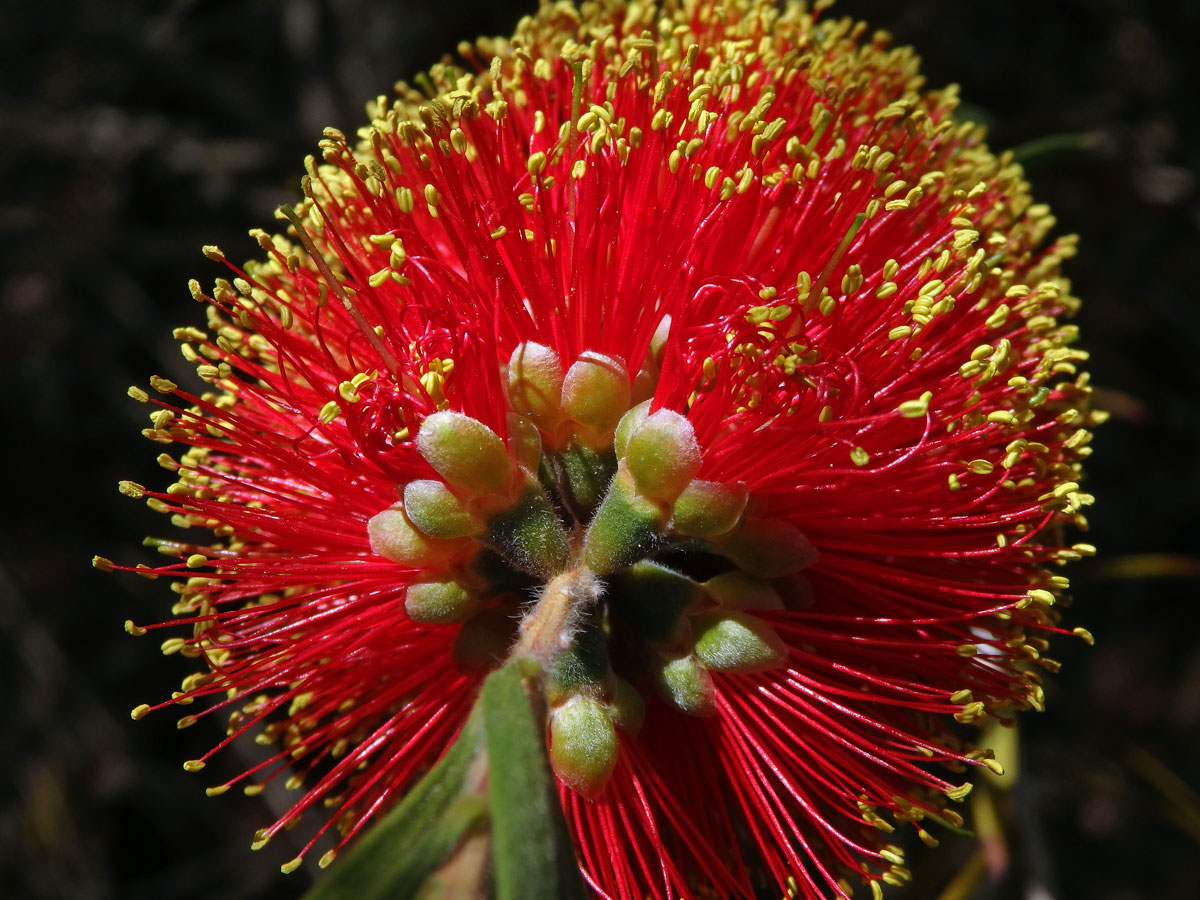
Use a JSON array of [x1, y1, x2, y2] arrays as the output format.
[[1027, 589, 1056, 606], [118, 480, 145, 498], [318, 400, 340, 423], [897, 391, 932, 418], [945, 783, 973, 801]]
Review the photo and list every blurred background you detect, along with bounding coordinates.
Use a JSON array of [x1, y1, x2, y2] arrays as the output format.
[[1, 1, 1196, 898]]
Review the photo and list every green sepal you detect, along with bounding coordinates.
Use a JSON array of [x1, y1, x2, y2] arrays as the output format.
[[703, 571, 784, 610], [300, 710, 487, 900], [718, 517, 818, 578], [485, 483, 570, 579], [416, 411, 513, 498], [582, 467, 665, 575], [506, 412, 544, 472], [606, 677, 646, 735], [623, 409, 701, 503], [670, 479, 748, 539], [548, 696, 620, 799], [481, 662, 588, 900], [404, 480, 482, 539], [613, 400, 651, 459], [507, 342, 565, 429], [367, 504, 459, 567], [692, 610, 787, 673], [553, 439, 616, 520], [654, 651, 716, 717], [609, 560, 706, 646], [406, 579, 481, 625], [561, 351, 630, 439]]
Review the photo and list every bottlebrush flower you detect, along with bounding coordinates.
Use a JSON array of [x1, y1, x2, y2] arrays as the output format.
[[98, 1, 1102, 898]]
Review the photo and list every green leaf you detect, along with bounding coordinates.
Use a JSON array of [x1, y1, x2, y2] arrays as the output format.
[[301, 710, 487, 900], [481, 662, 588, 900]]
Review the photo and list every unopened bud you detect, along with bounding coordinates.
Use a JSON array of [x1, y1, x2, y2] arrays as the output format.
[[561, 351, 630, 438], [405, 579, 481, 624], [403, 480, 481, 539], [671, 479, 748, 538], [692, 610, 787, 673], [703, 571, 783, 610], [720, 518, 818, 578], [507, 342, 564, 428], [655, 652, 716, 717], [367, 505, 458, 566], [649, 315, 672, 363], [610, 560, 706, 645], [624, 409, 701, 503], [607, 677, 645, 735], [506, 412, 543, 472], [416, 411, 513, 497], [549, 695, 620, 798], [613, 400, 651, 458]]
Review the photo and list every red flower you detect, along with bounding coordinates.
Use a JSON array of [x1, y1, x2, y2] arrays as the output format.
[[100, 1, 1100, 897]]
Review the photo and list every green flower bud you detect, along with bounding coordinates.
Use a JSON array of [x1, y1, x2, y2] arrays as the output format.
[[507, 342, 564, 428], [609, 560, 706, 646], [655, 652, 716, 717], [416, 411, 513, 497], [402, 479, 482, 539], [607, 677, 646, 735], [624, 409, 701, 503], [561, 351, 630, 439], [671, 479, 749, 539], [692, 610, 787, 673], [649, 315, 672, 364], [405, 579, 481, 624], [720, 518, 818, 578], [367, 504, 458, 566], [613, 400, 651, 459], [548, 695, 620, 798], [582, 468, 665, 575], [506, 412, 543, 472], [703, 571, 784, 610]]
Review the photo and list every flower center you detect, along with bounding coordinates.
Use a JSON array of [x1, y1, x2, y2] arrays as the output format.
[[367, 341, 817, 796]]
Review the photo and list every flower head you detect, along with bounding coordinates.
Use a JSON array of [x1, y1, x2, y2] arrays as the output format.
[[100, 1, 1100, 897]]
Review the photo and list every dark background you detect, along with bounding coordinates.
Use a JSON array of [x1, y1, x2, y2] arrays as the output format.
[[2, 1, 1197, 898]]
